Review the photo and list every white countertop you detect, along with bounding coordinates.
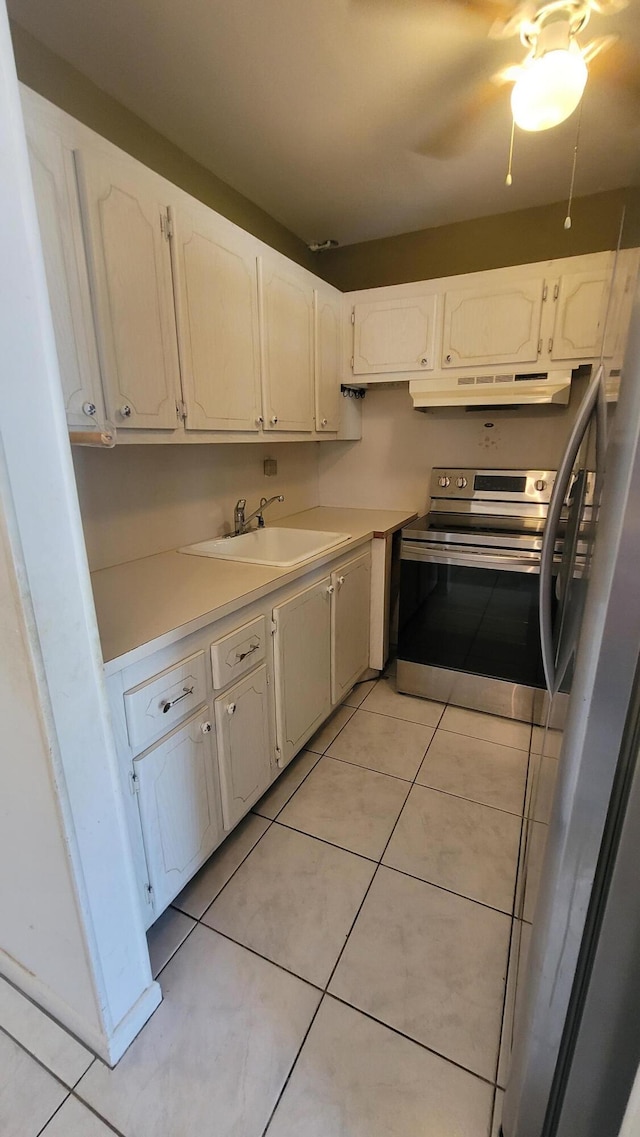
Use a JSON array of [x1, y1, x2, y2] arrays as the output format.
[[92, 506, 417, 674]]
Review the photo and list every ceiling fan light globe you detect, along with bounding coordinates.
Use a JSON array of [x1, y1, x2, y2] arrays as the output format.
[[510, 48, 588, 132]]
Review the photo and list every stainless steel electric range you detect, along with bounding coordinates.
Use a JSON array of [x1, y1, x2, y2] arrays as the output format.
[[397, 467, 592, 723]]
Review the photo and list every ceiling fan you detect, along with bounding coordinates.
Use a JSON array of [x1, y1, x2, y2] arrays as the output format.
[[376, 0, 639, 156], [493, 0, 627, 132]]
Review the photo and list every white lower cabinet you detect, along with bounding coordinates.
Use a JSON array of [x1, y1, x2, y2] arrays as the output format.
[[331, 552, 371, 704], [112, 541, 374, 928], [134, 709, 223, 915], [273, 577, 333, 766], [214, 664, 273, 830]]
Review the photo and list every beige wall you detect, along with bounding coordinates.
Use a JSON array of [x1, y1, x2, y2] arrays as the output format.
[[321, 189, 640, 291], [74, 442, 321, 572], [318, 383, 590, 517], [10, 20, 317, 274]]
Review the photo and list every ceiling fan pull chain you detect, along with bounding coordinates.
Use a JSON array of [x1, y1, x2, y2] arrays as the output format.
[[564, 100, 584, 230], [505, 117, 515, 186]]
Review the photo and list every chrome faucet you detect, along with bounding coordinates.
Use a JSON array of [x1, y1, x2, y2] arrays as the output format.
[[233, 494, 284, 535]]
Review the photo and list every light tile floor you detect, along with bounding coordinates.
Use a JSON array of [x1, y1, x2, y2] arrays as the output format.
[[2, 671, 538, 1137]]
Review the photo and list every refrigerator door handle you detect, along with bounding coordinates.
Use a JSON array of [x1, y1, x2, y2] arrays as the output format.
[[540, 364, 604, 693]]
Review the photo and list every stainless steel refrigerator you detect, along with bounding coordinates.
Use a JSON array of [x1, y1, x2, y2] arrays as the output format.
[[502, 274, 640, 1136]]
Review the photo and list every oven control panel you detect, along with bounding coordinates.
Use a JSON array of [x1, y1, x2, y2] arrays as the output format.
[[430, 469, 557, 504]]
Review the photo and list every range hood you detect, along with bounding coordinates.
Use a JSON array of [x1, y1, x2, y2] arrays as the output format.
[[409, 368, 572, 410]]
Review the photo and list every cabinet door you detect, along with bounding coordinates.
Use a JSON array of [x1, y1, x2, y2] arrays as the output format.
[[214, 664, 273, 829], [134, 711, 222, 915], [273, 577, 332, 765], [551, 270, 611, 361], [258, 257, 314, 431], [75, 151, 181, 430], [173, 206, 262, 431], [352, 295, 438, 375], [26, 121, 105, 428], [442, 279, 544, 369], [314, 285, 341, 431], [331, 552, 371, 704]]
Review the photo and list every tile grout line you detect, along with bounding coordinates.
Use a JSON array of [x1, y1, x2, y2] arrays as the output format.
[[153, 684, 528, 1135], [0, 973, 98, 1073], [0, 1022, 73, 1094], [259, 688, 428, 1136], [491, 727, 537, 1090], [171, 815, 275, 920], [33, 1093, 72, 1137], [326, 991, 498, 1090], [67, 1094, 129, 1137], [252, 749, 324, 822]]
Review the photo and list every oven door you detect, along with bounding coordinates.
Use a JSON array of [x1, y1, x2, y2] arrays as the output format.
[[398, 542, 554, 692]]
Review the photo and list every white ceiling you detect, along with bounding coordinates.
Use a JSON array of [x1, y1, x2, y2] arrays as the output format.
[[9, 0, 640, 245]]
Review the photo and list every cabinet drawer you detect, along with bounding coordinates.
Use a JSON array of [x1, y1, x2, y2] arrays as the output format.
[[124, 651, 207, 752], [211, 616, 267, 690]]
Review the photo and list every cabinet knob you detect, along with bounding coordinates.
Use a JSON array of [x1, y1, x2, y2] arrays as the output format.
[[226, 702, 236, 716], [82, 401, 97, 417], [256, 415, 264, 426], [327, 585, 335, 595], [337, 575, 345, 586], [445, 354, 452, 364], [421, 357, 428, 366], [270, 415, 278, 425], [119, 404, 132, 419], [200, 721, 212, 734], [321, 418, 328, 427]]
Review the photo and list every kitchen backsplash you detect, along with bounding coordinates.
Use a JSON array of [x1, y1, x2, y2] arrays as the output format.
[[319, 381, 590, 517], [73, 380, 590, 573], [73, 442, 321, 572]]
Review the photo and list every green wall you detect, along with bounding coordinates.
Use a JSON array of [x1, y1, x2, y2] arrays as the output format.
[[320, 187, 640, 292], [12, 20, 638, 294], [10, 20, 317, 274], [320, 186, 640, 293]]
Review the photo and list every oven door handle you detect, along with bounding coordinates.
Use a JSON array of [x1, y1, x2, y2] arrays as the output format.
[[401, 541, 542, 573], [539, 363, 603, 694]]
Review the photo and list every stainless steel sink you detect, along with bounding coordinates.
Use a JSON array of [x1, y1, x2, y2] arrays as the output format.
[[179, 527, 351, 568]]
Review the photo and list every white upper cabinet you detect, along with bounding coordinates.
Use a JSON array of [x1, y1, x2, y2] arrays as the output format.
[[314, 284, 341, 431], [550, 270, 611, 361], [75, 151, 182, 431], [273, 577, 332, 766], [26, 118, 105, 429], [352, 294, 438, 375], [134, 710, 223, 915], [331, 552, 371, 705], [173, 204, 263, 431], [258, 257, 314, 431], [214, 664, 273, 830], [441, 278, 545, 369]]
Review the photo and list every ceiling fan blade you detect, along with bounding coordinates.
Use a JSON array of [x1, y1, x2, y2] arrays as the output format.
[[588, 39, 640, 104], [414, 79, 507, 157], [350, 0, 520, 22], [581, 34, 619, 66], [493, 63, 526, 84], [589, 0, 629, 13]]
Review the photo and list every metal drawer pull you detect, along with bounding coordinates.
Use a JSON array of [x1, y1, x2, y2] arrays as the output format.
[[161, 685, 194, 713], [235, 640, 260, 664]]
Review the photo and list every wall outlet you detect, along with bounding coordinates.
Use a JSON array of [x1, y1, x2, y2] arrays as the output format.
[[264, 457, 277, 477]]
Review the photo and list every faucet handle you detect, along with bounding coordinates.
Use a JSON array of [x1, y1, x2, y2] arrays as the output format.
[[235, 498, 246, 511]]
